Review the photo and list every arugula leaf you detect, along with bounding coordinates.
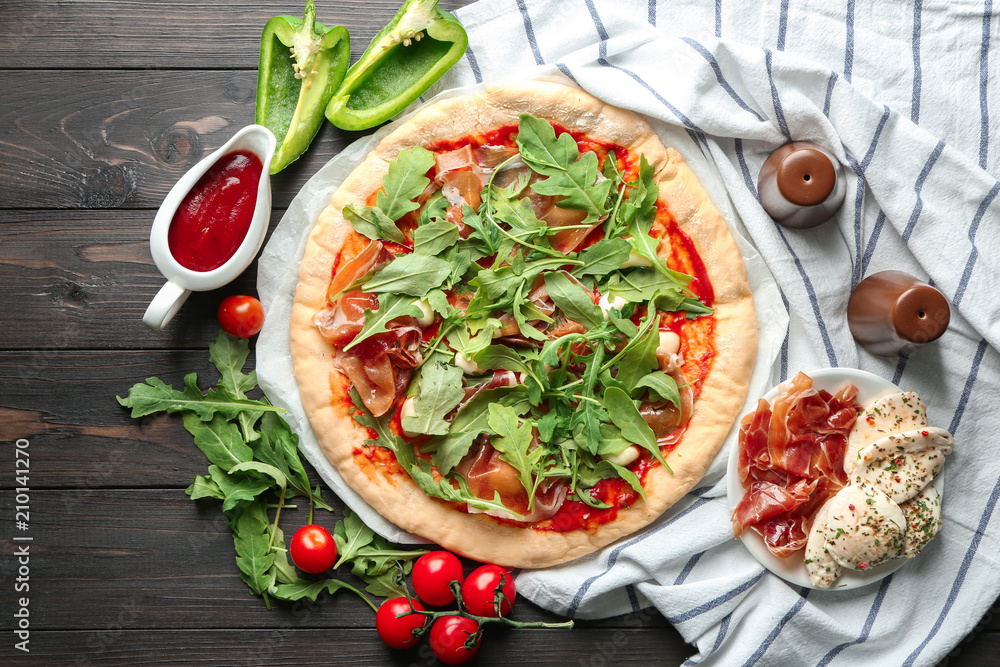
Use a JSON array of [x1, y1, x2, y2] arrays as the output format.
[[376, 147, 436, 221], [344, 204, 406, 244], [268, 524, 297, 586], [616, 154, 659, 235], [414, 219, 460, 256], [182, 412, 253, 470], [490, 185, 547, 241], [233, 501, 276, 604], [417, 191, 449, 226], [487, 404, 543, 503], [571, 238, 631, 278], [185, 474, 223, 501], [115, 374, 283, 422], [207, 464, 272, 511], [535, 408, 565, 443], [417, 457, 520, 517], [516, 114, 578, 169], [516, 113, 612, 224], [634, 371, 682, 407], [441, 241, 481, 284], [450, 318, 500, 358], [272, 578, 370, 606], [544, 271, 604, 330], [210, 331, 257, 400], [614, 323, 659, 391], [343, 147, 438, 244], [461, 202, 502, 256], [358, 564, 411, 599], [343, 294, 423, 352], [401, 362, 465, 436], [607, 268, 690, 302], [603, 387, 671, 471], [427, 387, 528, 475], [608, 308, 639, 338], [594, 422, 632, 457], [424, 288, 454, 319], [349, 388, 403, 450], [600, 460, 646, 500], [253, 411, 327, 506], [678, 297, 715, 318], [333, 506, 376, 567], [571, 345, 608, 454], [330, 508, 425, 601], [342, 529, 426, 596], [229, 461, 288, 493], [504, 279, 545, 343], [362, 253, 452, 297], [117, 333, 284, 440], [473, 344, 532, 375]]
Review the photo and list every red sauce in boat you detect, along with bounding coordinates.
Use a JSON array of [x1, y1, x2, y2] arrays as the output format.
[[167, 150, 263, 272]]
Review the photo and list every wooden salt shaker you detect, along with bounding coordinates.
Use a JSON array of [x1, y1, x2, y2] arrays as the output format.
[[847, 271, 950, 357], [758, 142, 845, 229]]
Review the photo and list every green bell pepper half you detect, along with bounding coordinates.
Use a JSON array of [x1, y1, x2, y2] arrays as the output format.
[[255, 0, 349, 174], [325, 0, 468, 131]]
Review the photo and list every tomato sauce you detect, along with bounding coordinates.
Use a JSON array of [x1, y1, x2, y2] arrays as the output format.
[[661, 213, 715, 305], [539, 478, 640, 532], [167, 150, 263, 272]]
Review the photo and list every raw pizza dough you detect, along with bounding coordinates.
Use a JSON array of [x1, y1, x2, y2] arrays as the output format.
[[290, 80, 757, 568]]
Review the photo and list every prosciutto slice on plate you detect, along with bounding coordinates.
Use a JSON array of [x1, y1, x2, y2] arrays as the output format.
[[732, 372, 860, 557]]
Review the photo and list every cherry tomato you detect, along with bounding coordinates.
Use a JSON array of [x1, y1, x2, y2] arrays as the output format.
[[429, 615, 481, 665], [218, 294, 264, 338], [461, 564, 515, 617], [376, 597, 427, 649], [289, 524, 337, 574], [412, 550, 464, 606]]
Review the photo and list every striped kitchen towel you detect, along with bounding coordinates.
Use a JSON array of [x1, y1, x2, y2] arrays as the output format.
[[424, 1, 1000, 665]]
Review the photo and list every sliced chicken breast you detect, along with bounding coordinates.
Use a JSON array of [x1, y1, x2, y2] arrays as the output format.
[[824, 485, 905, 571], [851, 427, 954, 504], [845, 391, 927, 474], [804, 498, 843, 589], [899, 485, 943, 559]]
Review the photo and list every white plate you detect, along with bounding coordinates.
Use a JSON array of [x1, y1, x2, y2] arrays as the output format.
[[726, 367, 942, 590]]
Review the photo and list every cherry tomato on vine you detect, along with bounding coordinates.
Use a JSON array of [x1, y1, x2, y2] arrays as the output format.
[[218, 294, 264, 338], [376, 597, 427, 649], [412, 550, 464, 606], [289, 524, 337, 574], [429, 615, 481, 665], [461, 564, 515, 617]]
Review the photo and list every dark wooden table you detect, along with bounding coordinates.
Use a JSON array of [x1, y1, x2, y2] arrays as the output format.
[[1, 1, 997, 665]]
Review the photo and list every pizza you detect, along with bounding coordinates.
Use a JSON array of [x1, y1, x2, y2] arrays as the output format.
[[290, 80, 757, 568]]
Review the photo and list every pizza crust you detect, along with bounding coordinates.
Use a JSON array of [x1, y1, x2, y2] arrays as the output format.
[[291, 80, 757, 568]]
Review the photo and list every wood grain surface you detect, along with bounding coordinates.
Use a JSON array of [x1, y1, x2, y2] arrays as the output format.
[[0, 1, 997, 665]]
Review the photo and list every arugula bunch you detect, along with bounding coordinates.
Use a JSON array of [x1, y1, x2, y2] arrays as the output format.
[[339, 113, 716, 516], [118, 332, 426, 608]]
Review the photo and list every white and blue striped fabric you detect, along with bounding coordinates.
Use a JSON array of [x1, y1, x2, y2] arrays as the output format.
[[426, 1, 1000, 664]]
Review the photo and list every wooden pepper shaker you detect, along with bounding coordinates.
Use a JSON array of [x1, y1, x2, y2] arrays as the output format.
[[758, 142, 846, 229], [847, 270, 950, 356]]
